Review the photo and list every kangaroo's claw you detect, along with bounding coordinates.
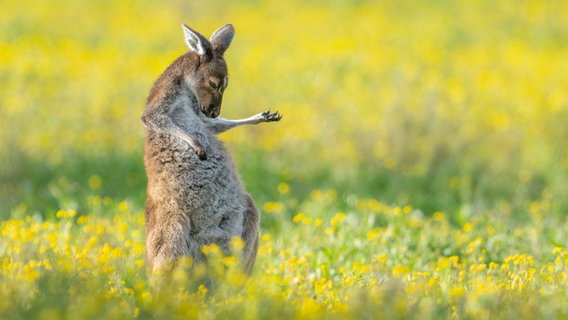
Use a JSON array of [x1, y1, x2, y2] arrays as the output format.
[[194, 145, 207, 161], [262, 109, 282, 122]]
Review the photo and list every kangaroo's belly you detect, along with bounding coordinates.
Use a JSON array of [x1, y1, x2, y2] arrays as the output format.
[[144, 131, 247, 238]]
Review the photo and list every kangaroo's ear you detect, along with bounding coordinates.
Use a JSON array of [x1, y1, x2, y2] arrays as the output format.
[[182, 23, 212, 57], [209, 24, 235, 56]]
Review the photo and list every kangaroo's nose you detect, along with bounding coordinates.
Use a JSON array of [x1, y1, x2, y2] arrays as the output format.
[[208, 104, 219, 118]]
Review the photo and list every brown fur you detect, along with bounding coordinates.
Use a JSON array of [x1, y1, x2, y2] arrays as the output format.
[[141, 24, 281, 274]]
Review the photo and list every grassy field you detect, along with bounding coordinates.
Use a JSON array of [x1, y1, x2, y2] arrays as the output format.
[[1, 0, 568, 318]]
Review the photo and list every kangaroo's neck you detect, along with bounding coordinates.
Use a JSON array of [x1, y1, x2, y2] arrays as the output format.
[[146, 53, 200, 112], [182, 86, 202, 116]]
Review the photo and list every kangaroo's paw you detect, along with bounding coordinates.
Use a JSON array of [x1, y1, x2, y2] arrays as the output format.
[[193, 144, 207, 161], [261, 109, 283, 122]]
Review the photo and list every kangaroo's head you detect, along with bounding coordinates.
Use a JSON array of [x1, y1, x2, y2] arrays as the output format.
[[182, 23, 234, 118]]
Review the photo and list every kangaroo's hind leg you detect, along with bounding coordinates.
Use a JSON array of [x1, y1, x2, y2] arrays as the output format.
[[145, 204, 193, 272], [241, 194, 260, 274]]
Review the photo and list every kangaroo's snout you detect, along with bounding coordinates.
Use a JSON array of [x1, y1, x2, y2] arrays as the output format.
[[200, 104, 220, 118]]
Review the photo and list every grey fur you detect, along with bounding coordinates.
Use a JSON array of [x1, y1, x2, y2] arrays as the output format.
[[141, 24, 281, 273]]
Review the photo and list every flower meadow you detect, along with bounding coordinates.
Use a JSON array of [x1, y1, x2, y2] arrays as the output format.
[[1, 0, 568, 319], [2, 192, 568, 319]]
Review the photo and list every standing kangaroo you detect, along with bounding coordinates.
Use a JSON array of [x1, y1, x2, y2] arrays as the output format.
[[141, 23, 281, 273]]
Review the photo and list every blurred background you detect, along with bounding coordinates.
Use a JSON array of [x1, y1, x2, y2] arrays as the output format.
[[1, 0, 567, 222]]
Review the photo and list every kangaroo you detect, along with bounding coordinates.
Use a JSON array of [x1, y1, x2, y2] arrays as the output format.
[[141, 23, 281, 274]]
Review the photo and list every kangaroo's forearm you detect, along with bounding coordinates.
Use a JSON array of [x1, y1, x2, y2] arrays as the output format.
[[143, 112, 193, 143], [206, 110, 282, 134], [206, 116, 262, 134], [142, 109, 206, 159]]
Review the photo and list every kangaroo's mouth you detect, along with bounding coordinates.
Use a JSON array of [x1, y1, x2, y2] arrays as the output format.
[[200, 105, 219, 118]]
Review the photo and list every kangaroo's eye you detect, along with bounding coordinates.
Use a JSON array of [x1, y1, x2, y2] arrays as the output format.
[[209, 80, 218, 89]]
